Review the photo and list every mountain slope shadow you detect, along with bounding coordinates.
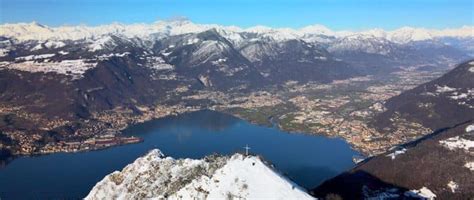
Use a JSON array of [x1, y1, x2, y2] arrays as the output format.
[[311, 170, 410, 200]]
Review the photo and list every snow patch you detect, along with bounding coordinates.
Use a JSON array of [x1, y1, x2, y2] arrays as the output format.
[[0, 61, 10, 67], [211, 58, 227, 65], [315, 56, 327, 60], [404, 187, 436, 200], [2, 59, 97, 78], [450, 93, 468, 100], [150, 63, 174, 71], [15, 53, 55, 61], [465, 162, 474, 171], [466, 124, 474, 133], [185, 38, 200, 45], [447, 181, 458, 193], [44, 40, 66, 48], [31, 44, 43, 51], [436, 85, 457, 93], [96, 52, 130, 60], [439, 136, 474, 152], [145, 56, 174, 71], [386, 148, 407, 160], [469, 67, 474, 73], [0, 49, 9, 57], [58, 51, 69, 55]]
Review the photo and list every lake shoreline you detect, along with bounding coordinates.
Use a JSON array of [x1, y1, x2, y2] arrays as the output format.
[[2, 108, 366, 167]]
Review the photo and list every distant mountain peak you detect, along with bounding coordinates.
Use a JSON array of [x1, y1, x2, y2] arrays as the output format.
[[299, 24, 334, 35]]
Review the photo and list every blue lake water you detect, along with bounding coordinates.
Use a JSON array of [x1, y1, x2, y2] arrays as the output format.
[[0, 110, 359, 199]]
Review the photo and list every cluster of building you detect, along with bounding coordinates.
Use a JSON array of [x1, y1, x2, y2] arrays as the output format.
[[215, 70, 441, 155], [1, 131, 42, 154], [281, 94, 395, 154], [222, 91, 284, 109], [0, 103, 201, 156], [38, 134, 142, 154]]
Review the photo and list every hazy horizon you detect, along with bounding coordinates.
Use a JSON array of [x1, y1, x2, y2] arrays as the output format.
[[2, 18, 473, 33]]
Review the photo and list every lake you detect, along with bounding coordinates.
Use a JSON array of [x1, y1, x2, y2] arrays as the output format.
[[0, 110, 359, 199]]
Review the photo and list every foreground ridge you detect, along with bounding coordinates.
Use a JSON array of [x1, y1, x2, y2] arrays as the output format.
[[86, 149, 315, 199]]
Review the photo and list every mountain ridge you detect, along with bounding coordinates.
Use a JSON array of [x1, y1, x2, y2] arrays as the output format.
[[1, 20, 472, 43]]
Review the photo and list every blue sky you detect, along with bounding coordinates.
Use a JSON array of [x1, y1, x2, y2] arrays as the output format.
[[0, 0, 473, 30]]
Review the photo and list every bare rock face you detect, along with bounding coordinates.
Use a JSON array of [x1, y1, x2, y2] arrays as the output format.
[[86, 149, 315, 199], [198, 75, 213, 87]]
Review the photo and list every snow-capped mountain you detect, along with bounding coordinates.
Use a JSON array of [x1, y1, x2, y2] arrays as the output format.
[[386, 27, 434, 44], [1, 19, 471, 74], [2, 20, 472, 43], [0, 20, 218, 41], [328, 34, 396, 55], [86, 149, 314, 199]]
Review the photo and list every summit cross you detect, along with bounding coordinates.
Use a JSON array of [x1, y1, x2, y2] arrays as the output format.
[[243, 144, 251, 156]]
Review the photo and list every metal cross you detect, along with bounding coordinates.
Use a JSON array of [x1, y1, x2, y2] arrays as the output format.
[[243, 144, 251, 156]]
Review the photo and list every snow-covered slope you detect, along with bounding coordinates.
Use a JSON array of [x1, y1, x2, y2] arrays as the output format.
[[328, 34, 396, 55], [85, 149, 314, 200], [0, 20, 219, 41]]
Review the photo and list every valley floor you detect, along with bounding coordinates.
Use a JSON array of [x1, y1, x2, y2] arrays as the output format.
[[215, 67, 443, 155]]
